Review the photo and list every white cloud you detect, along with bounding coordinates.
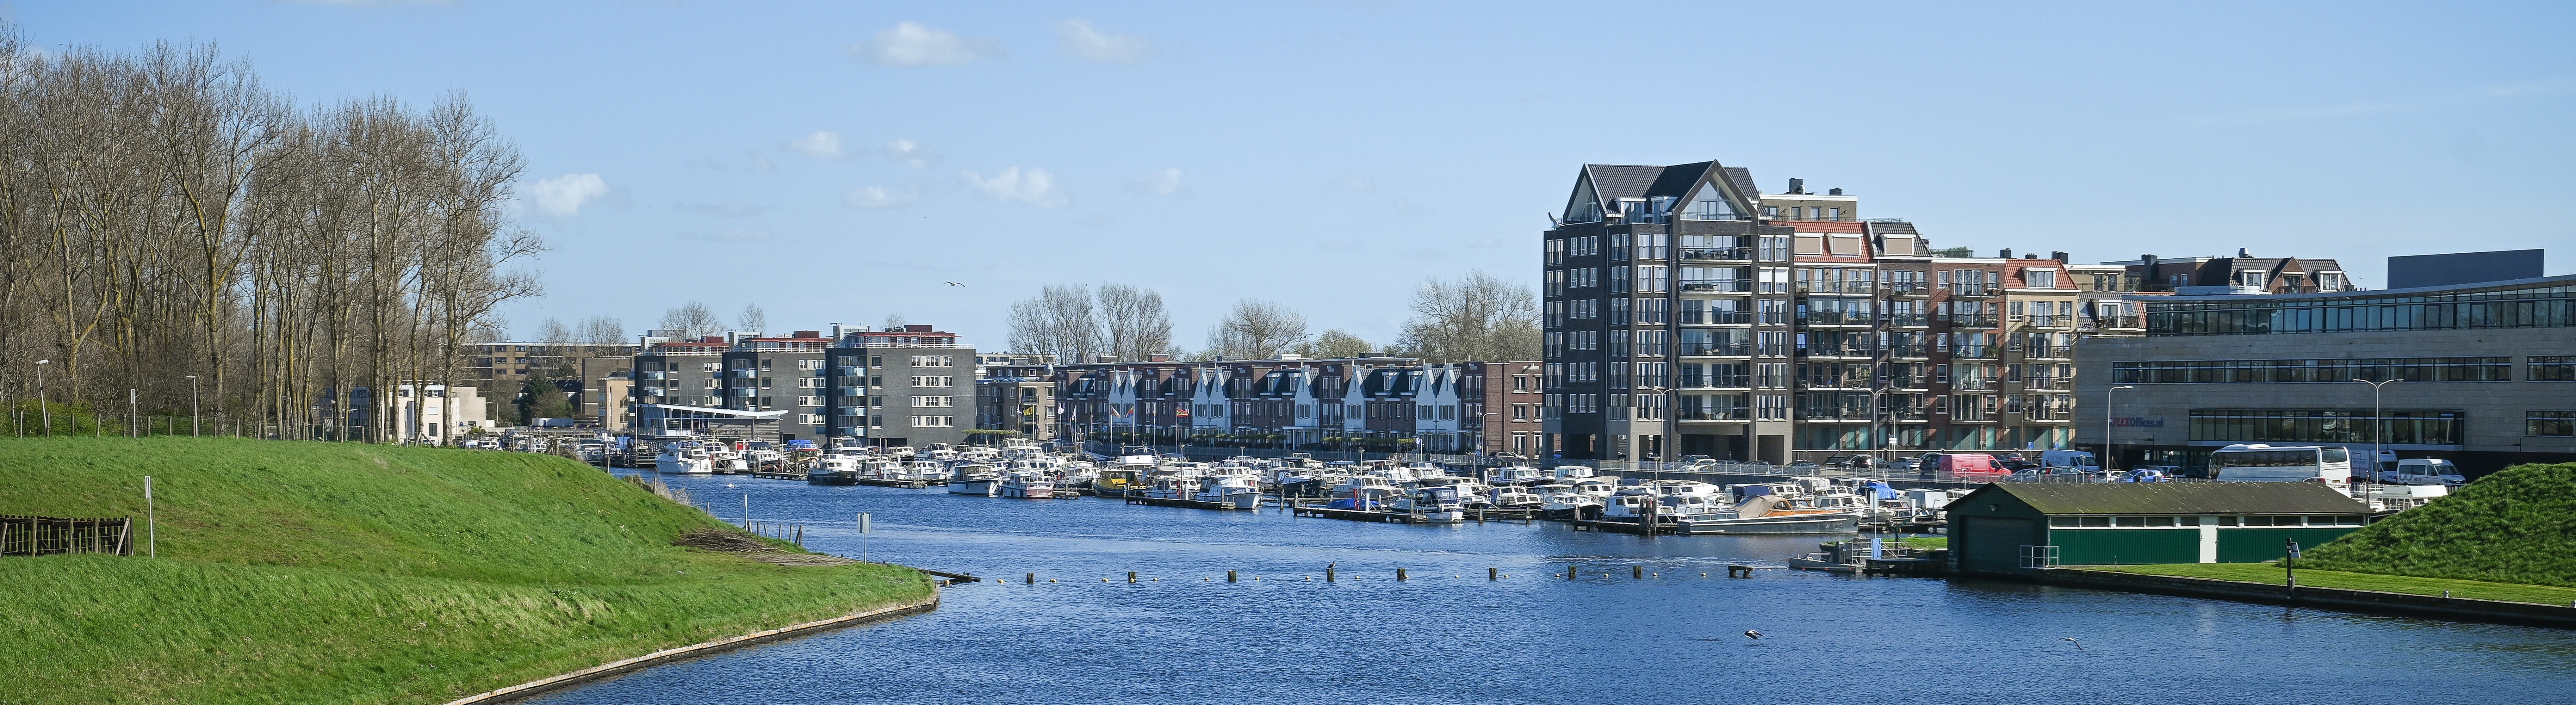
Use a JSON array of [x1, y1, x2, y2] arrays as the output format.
[[882, 138, 938, 169], [750, 152, 776, 172], [788, 131, 845, 159], [964, 167, 1067, 208], [1132, 167, 1185, 196], [848, 22, 1003, 67], [844, 186, 918, 209], [1053, 19, 1150, 64], [526, 173, 609, 217]]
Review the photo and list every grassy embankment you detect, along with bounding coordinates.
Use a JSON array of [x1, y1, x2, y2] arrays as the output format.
[[2092, 462, 2576, 605], [0, 437, 933, 705]]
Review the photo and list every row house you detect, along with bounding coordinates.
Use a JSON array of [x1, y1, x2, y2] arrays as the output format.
[[1054, 356, 1543, 457], [629, 324, 973, 447]]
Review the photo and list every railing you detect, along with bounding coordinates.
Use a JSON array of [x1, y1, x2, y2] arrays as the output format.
[[1675, 408, 1751, 421], [2026, 315, 2067, 328], [1955, 347, 2000, 359], [1678, 279, 1752, 293], [1886, 313, 1929, 327], [1680, 310, 1753, 325], [1884, 282, 1930, 296], [1953, 285, 1999, 297], [1886, 345, 1931, 358], [1797, 312, 1876, 327], [1679, 247, 1752, 260], [1796, 281, 1877, 295], [1799, 346, 1876, 358], [1887, 376, 1931, 389], [2024, 379, 2074, 391], [1950, 378, 1998, 390], [1677, 376, 1752, 389], [2027, 345, 2073, 360], [2079, 315, 2146, 330], [1678, 210, 1753, 222], [1949, 315, 1999, 328], [1798, 377, 1872, 390], [1678, 343, 1753, 357]]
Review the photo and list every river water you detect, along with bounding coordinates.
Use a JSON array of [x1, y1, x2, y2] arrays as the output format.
[[535, 472, 2576, 705]]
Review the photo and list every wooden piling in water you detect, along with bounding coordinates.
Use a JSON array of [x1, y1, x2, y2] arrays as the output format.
[[1227, 570, 1238, 582], [1026, 572, 1035, 585], [1128, 571, 1138, 584], [1633, 565, 1644, 579], [1567, 565, 1577, 580], [1326, 566, 1336, 582], [1489, 567, 1498, 580], [1397, 568, 1408, 581]]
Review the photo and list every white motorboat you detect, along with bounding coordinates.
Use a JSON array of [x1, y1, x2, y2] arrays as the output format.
[[654, 443, 714, 474], [1193, 475, 1262, 508], [1000, 471, 1055, 499], [706, 448, 748, 474], [1488, 465, 1546, 485], [1491, 486, 1544, 511], [1551, 465, 1596, 480], [1390, 486, 1465, 523], [1674, 492, 1866, 535], [948, 464, 1001, 496]]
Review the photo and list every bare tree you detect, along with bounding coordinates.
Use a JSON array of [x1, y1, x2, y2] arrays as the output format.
[[1392, 269, 1541, 362], [1203, 299, 1308, 359], [1297, 329, 1373, 359], [579, 315, 625, 345], [882, 313, 906, 330], [536, 318, 575, 345], [737, 303, 766, 333], [659, 301, 721, 340], [1005, 284, 1101, 363], [1097, 284, 1173, 361]]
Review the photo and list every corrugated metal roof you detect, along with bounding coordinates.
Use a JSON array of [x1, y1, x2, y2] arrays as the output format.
[[1975, 482, 2370, 514]]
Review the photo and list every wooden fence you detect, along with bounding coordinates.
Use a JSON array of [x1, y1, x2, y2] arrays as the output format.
[[0, 515, 134, 556]]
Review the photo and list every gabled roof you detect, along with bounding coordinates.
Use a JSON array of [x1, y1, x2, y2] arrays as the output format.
[[1964, 482, 2369, 515]]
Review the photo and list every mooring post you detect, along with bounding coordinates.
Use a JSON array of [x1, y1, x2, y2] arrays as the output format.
[[1026, 572, 1035, 585], [1228, 570, 1238, 582], [1326, 565, 1336, 582], [1128, 571, 1138, 584], [1489, 567, 1498, 580], [1397, 568, 1408, 581], [1567, 565, 1577, 580], [1633, 565, 1644, 579]]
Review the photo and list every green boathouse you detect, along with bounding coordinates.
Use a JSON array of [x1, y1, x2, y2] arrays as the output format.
[[1949, 482, 2374, 575]]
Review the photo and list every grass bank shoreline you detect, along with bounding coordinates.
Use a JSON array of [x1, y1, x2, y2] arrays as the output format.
[[2035, 566, 2576, 630], [0, 438, 938, 704]]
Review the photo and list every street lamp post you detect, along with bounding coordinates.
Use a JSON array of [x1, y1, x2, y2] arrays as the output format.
[[185, 375, 199, 437], [35, 359, 50, 436], [2350, 379, 2402, 478], [2105, 385, 2135, 471]]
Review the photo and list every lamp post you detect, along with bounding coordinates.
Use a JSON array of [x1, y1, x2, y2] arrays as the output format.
[[2350, 378, 2402, 479], [185, 375, 199, 437], [35, 359, 50, 436], [2104, 385, 2135, 471]]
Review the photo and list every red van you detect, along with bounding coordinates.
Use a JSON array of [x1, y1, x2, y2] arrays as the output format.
[[1930, 453, 2010, 479]]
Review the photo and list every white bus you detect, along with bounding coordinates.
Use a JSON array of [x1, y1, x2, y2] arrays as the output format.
[[2208, 444, 2351, 489]]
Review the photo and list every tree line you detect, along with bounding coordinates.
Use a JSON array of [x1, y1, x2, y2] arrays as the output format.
[[0, 29, 541, 439], [1004, 269, 1539, 365]]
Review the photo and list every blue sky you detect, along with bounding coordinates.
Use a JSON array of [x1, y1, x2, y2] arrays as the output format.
[[18, 1, 2574, 348]]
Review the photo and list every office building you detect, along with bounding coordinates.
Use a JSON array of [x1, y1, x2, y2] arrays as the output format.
[[821, 324, 975, 448]]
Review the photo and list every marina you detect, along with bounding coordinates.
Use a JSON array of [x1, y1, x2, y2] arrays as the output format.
[[528, 470, 2576, 705]]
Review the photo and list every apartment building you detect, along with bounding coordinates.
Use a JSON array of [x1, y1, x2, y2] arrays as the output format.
[[720, 331, 835, 442], [2111, 250, 2358, 296], [821, 324, 975, 448], [1540, 158, 2135, 463], [976, 375, 1058, 441], [380, 383, 490, 445]]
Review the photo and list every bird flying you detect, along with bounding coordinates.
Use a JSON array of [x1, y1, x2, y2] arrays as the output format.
[[943, 282, 964, 286], [2060, 637, 2083, 651], [1744, 630, 1763, 640]]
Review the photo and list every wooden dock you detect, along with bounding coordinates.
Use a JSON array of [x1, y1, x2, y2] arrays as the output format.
[[857, 478, 933, 489], [1124, 495, 1252, 511], [747, 470, 803, 481], [1569, 518, 1674, 535]]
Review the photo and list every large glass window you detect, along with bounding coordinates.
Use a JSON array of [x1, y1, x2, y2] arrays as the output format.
[[2532, 355, 2576, 382], [2189, 409, 2464, 445], [2147, 281, 2576, 336], [2115, 357, 2510, 384], [2530, 410, 2576, 437]]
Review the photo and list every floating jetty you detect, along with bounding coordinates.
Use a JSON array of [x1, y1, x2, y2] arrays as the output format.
[[857, 478, 935, 489], [1289, 504, 1537, 525], [1569, 518, 1673, 535], [1125, 495, 1254, 511]]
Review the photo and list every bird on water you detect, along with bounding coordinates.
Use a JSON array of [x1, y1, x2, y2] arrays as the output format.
[[2060, 637, 2083, 651], [1744, 630, 1763, 641]]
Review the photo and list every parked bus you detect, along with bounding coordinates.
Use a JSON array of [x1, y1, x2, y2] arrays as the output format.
[[2208, 444, 2351, 489]]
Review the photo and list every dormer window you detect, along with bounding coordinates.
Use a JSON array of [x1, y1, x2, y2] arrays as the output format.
[[2024, 268, 2057, 288]]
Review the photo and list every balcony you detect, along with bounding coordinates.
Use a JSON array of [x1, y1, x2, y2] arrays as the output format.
[[1799, 377, 1872, 390], [1954, 346, 2000, 360], [1798, 345, 1876, 359], [1885, 282, 1930, 297], [1680, 310, 1753, 325], [2079, 315, 2145, 331], [1950, 378, 1998, 391], [1677, 375, 1752, 389], [1886, 345, 1930, 359], [1888, 375, 1931, 390], [1675, 408, 1751, 421], [2024, 379, 2074, 391], [1795, 281, 1877, 295], [1952, 284, 2000, 298], [1677, 209, 1754, 222], [1886, 313, 1929, 328], [2027, 345, 2073, 360], [1678, 342, 1753, 357], [1678, 247, 1752, 261], [1948, 314, 2000, 328], [1796, 311, 1876, 327], [2026, 315, 2070, 329], [1678, 279, 1752, 293]]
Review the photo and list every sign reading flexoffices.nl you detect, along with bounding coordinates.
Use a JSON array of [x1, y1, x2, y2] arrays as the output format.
[[2110, 416, 2167, 428]]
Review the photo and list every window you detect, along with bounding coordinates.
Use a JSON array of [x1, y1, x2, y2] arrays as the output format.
[[2024, 269, 2056, 288], [2530, 410, 2576, 437], [911, 376, 956, 387], [2190, 409, 2464, 445], [2115, 357, 2511, 384], [2533, 356, 2576, 382]]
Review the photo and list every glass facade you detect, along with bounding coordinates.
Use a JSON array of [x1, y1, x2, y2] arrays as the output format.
[[2113, 357, 2511, 384], [2188, 409, 2463, 446], [2532, 355, 2576, 382], [2146, 280, 2576, 336], [2531, 410, 2576, 437]]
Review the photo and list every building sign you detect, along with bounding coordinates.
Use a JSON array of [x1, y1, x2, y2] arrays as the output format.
[[2111, 416, 2166, 428]]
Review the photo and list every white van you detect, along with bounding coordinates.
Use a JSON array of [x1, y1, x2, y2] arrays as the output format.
[[2040, 450, 2099, 471], [2375, 458, 2466, 487], [2209, 444, 2351, 489]]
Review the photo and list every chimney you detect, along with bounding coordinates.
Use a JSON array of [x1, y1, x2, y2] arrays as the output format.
[[1095, 354, 1119, 364], [2052, 251, 2069, 263], [1148, 353, 1171, 363], [1999, 248, 2013, 259], [1787, 178, 1805, 194], [2237, 247, 2252, 258], [1828, 187, 1843, 196]]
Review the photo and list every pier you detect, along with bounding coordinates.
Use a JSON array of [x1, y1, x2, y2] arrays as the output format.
[[1125, 495, 1253, 511]]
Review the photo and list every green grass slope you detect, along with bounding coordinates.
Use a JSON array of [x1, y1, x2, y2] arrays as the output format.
[[0, 437, 933, 705], [2302, 462, 2576, 588]]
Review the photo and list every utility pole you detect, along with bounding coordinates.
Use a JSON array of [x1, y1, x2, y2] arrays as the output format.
[[2350, 379, 2401, 480], [2105, 385, 2135, 471]]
